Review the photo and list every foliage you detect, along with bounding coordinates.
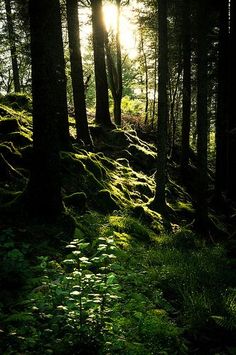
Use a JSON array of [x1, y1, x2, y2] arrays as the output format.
[[0, 232, 120, 353], [1, 211, 235, 354]]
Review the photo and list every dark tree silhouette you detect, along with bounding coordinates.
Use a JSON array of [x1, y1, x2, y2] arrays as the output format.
[[105, 0, 123, 126], [91, 0, 113, 127], [4, 0, 21, 92], [152, 0, 168, 213], [25, 0, 70, 218], [66, 0, 93, 146], [215, 0, 229, 200], [227, 0, 236, 203], [181, 0, 191, 174], [195, 0, 209, 233]]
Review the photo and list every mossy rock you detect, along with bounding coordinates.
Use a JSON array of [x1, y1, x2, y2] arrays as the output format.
[[172, 229, 197, 250], [0, 142, 22, 167], [20, 145, 33, 168], [61, 151, 104, 196], [94, 189, 119, 214], [109, 214, 151, 241], [0, 118, 20, 135], [0, 188, 21, 205], [135, 181, 153, 197], [0, 93, 32, 111], [128, 143, 157, 170], [64, 192, 87, 213], [116, 158, 130, 167], [4, 132, 32, 147]]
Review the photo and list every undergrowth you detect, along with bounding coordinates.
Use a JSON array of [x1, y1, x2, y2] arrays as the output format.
[[0, 212, 236, 354]]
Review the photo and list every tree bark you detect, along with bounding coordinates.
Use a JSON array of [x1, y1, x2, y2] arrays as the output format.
[[227, 0, 236, 202], [4, 0, 21, 92], [26, 0, 69, 218], [114, 0, 123, 126], [195, 0, 209, 233], [91, 0, 113, 127], [139, 23, 149, 126], [181, 0, 191, 173], [215, 0, 229, 199], [152, 0, 168, 212], [66, 0, 92, 146]]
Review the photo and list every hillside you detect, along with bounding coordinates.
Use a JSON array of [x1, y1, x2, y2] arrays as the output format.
[[0, 95, 236, 354]]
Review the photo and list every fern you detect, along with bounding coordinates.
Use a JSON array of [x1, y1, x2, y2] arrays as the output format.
[[5, 312, 34, 323], [212, 289, 236, 330]]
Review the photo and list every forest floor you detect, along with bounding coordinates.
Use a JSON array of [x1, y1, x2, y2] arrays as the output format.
[[0, 94, 236, 354]]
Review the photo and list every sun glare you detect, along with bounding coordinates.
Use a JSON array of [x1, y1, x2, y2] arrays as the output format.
[[103, 3, 137, 59], [79, 2, 138, 59]]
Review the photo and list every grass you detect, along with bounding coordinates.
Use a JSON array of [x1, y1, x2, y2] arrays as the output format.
[[1, 212, 235, 354]]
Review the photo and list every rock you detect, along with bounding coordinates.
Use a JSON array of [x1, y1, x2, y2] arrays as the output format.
[[64, 192, 87, 213], [0, 119, 20, 135], [94, 189, 119, 213]]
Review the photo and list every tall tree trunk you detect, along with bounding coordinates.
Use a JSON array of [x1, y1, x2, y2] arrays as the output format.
[[4, 0, 21, 92], [195, 0, 209, 233], [66, 0, 92, 146], [181, 0, 191, 173], [114, 0, 123, 126], [105, 0, 123, 126], [215, 0, 229, 199], [151, 37, 158, 130], [169, 61, 181, 158], [227, 0, 236, 202], [91, 0, 113, 127], [152, 0, 168, 212], [26, 0, 69, 218], [139, 24, 149, 125]]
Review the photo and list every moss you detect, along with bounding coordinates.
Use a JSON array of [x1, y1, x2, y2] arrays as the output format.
[[0, 118, 20, 134], [94, 189, 119, 214], [109, 215, 154, 241], [113, 231, 132, 249], [0, 93, 32, 111], [20, 145, 33, 168], [172, 229, 197, 250], [0, 188, 21, 205], [64, 192, 87, 213], [4, 132, 32, 147], [116, 158, 130, 167], [128, 143, 157, 170]]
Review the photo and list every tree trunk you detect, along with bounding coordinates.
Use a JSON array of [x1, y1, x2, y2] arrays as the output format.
[[66, 0, 92, 146], [227, 0, 236, 202], [215, 0, 229, 199], [4, 0, 21, 92], [152, 0, 168, 212], [195, 0, 209, 233], [139, 24, 149, 126], [26, 0, 69, 218], [105, 0, 123, 126], [114, 0, 123, 126], [91, 0, 113, 127], [151, 38, 158, 130], [181, 0, 191, 173]]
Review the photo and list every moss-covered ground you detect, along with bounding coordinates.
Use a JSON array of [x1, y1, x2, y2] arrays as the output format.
[[0, 96, 236, 354]]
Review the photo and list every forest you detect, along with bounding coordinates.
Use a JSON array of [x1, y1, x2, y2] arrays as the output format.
[[0, 0, 235, 353]]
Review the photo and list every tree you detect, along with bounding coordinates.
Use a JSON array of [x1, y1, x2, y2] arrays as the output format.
[[105, 0, 123, 126], [195, 0, 209, 233], [25, 0, 70, 218], [227, 0, 236, 202], [214, 0, 229, 200], [66, 0, 93, 146], [91, 0, 113, 127], [4, 0, 20, 92], [152, 0, 168, 213], [181, 0, 191, 173]]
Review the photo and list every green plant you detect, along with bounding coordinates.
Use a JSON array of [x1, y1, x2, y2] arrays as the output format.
[[23, 236, 120, 353]]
